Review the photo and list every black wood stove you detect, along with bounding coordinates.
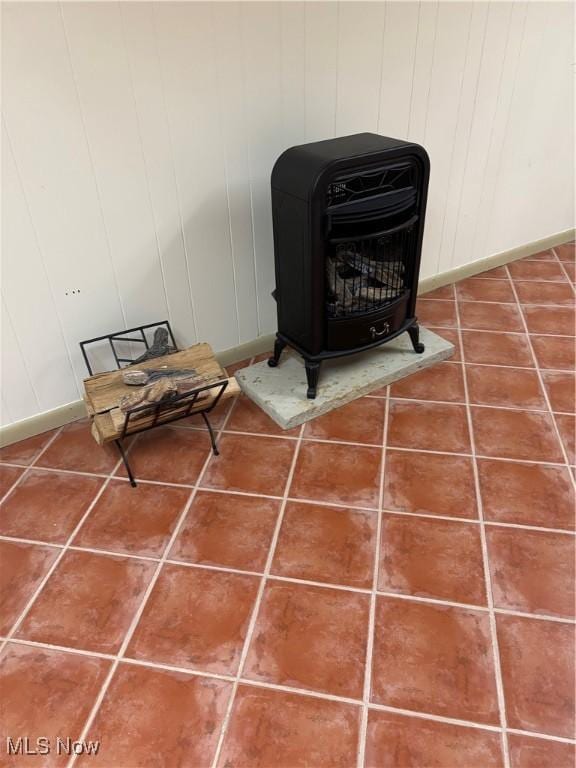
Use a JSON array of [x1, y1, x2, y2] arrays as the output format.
[[268, 132, 430, 398]]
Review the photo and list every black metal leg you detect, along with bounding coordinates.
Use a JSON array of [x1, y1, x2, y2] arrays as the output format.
[[408, 323, 425, 353], [268, 335, 287, 368], [202, 412, 219, 456], [115, 439, 137, 487], [305, 360, 321, 399]]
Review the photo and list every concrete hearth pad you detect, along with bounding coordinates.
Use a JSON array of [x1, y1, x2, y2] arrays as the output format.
[[235, 327, 454, 430]]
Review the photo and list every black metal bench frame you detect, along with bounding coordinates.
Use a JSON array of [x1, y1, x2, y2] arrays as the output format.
[[80, 321, 227, 487]]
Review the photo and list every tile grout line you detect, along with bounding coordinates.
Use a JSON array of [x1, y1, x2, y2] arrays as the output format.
[[65, 389, 246, 768], [551, 247, 576, 293], [386, 356, 552, 372], [379, 446, 572, 468], [459, 277, 573, 283], [504, 728, 576, 746], [0, 425, 66, 633], [233, 676, 361, 707], [3, 377, 571, 481], [120, 655, 235, 683], [454, 298, 511, 768], [441, 321, 576, 337], [423, 297, 574, 307], [367, 702, 576, 743], [0, 463, 110, 480], [504, 264, 574, 474], [0, 444, 573, 474], [367, 701, 503, 733], [0, 498, 573, 557], [439, 280, 575, 294], [397, 360, 561, 373], [3, 392, 575, 484], [0, 427, 120, 660], [491, 607, 574, 625], [209, 421, 306, 768], [4, 637, 118, 662], [385, 397, 565, 415], [3, 512, 575, 558], [4, 635, 575, 747], [430, 326, 575, 338], [357, 386, 389, 768], [456, 263, 572, 275], [483, 519, 575, 536], [5, 626, 576, 746], [0, 426, 64, 506], [528, 252, 561, 261], [2, 540, 573, 636], [30, 444, 573, 471]]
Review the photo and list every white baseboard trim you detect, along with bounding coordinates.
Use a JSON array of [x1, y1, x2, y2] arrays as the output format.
[[217, 334, 276, 367], [0, 400, 87, 449], [2, 228, 573, 448], [418, 227, 575, 294]]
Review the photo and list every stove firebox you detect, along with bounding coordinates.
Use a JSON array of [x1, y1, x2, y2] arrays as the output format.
[[269, 132, 430, 398]]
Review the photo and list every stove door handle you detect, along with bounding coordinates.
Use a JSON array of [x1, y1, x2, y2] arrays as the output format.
[[370, 322, 390, 338]]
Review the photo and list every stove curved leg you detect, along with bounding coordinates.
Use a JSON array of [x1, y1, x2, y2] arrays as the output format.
[[408, 322, 425, 354], [305, 360, 321, 399], [268, 335, 287, 368]]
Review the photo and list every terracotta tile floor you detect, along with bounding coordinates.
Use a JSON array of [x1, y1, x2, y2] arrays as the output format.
[[0, 247, 575, 767]]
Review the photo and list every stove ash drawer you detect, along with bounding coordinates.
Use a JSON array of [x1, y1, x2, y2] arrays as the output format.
[[325, 293, 410, 351]]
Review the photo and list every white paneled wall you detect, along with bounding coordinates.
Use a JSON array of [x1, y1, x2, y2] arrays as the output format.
[[1, 1, 573, 426]]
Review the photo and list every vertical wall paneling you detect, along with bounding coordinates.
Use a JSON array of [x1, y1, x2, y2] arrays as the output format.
[[470, 0, 530, 265], [120, 2, 198, 346], [2, 123, 80, 409], [1, 297, 40, 422], [241, 2, 283, 335], [486, 1, 574, 252], [61, 2, 169, 332], [1, 1, 573, 427], [451, 2, 515, 268], [437, 2, 489, 275], [407, 1, 439, 145], [418, 1, 473, 279], [335, 2, 386, 135], [2, 2, 126, 386], [1, 400, 14, 429], [280, 2, 306, 149], [154, 2, 237, 350], [212, 1, 259, 345], [304, 2, 339, 142], [377, 2, 419, 138]]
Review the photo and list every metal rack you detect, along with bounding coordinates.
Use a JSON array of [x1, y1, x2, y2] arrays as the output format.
[[325, 223, 413, 318], [80, 320, 177, 376], [80, 321, 227, 487]]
